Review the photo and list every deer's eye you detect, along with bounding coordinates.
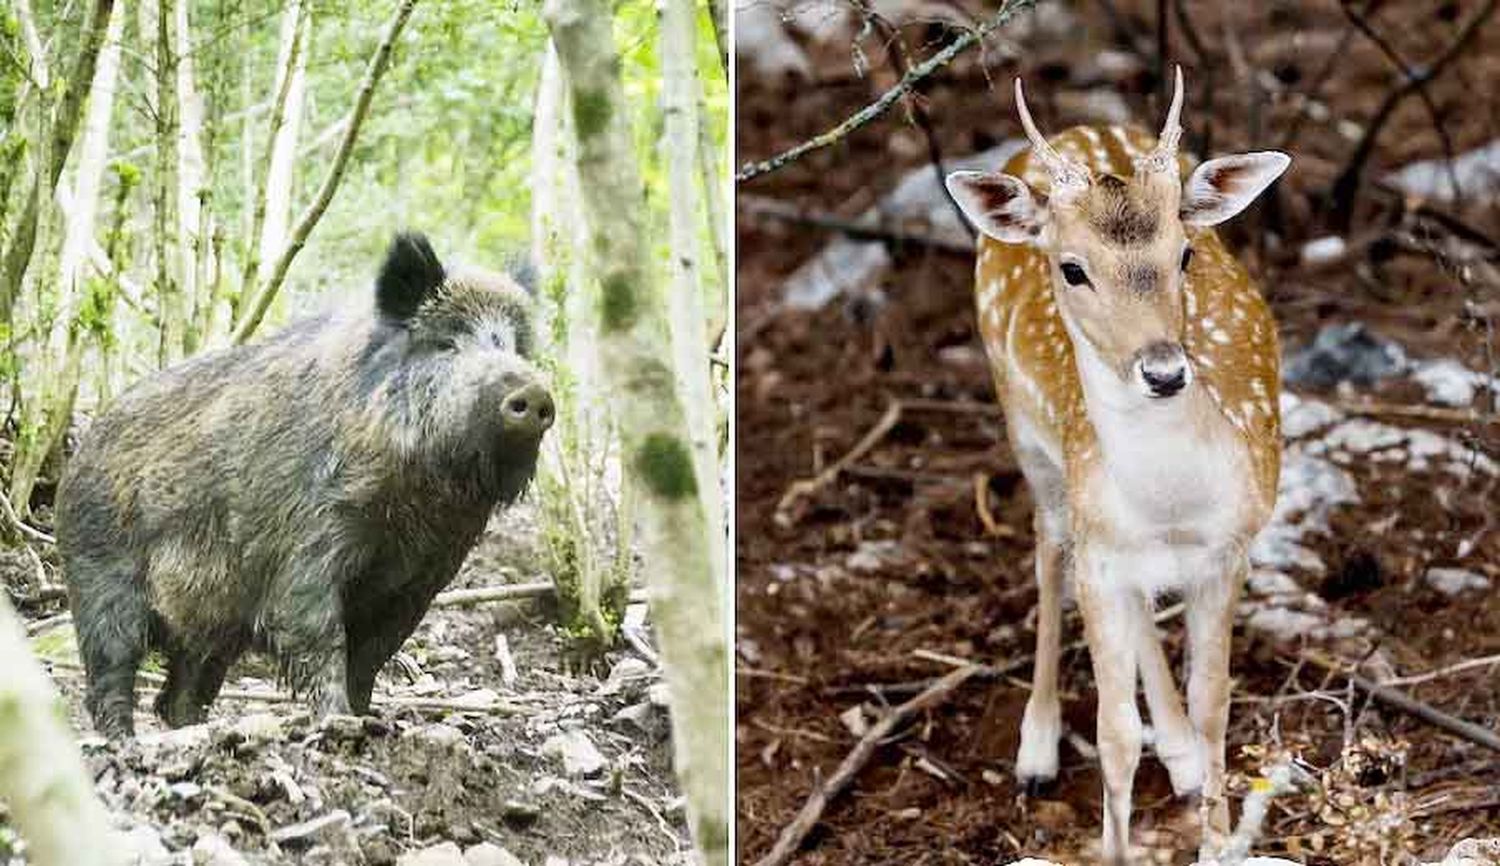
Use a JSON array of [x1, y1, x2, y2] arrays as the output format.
[[1060, 262, 1091, 287], [1181, 247, 1194, 272]]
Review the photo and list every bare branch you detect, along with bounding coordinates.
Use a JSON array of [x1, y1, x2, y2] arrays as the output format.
[[735, 0, 1037, 184], [233, 0, 420, 344]]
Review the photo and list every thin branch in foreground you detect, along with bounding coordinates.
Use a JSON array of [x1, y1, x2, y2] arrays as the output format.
[[751, 664, 982, 866], [735, 0, 1037, 184]]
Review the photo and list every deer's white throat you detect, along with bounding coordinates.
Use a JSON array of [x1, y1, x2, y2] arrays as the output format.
[[1064, 318, 1254, 594]]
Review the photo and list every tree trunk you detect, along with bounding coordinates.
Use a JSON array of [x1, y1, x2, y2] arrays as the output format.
[[232, 0, 421, 344], [0, 0, 117, 327], [258, 0, 309, 285], [151, 0, 182, 367], [236, 0, 308, 327], [697, 77, 728, 348], [660, 0, 727, 591], [6, 0, 126, 515], [0, 597, 118, 864], [175, 0, 208, 354], [543, 1, 729, 862]]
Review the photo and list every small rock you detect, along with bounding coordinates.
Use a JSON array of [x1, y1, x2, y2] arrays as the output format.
[[1247, 569, 1302, 598], [1433, 837, 1500, 865], [846, 540, 900, 573], [1426, 567, 1491, 597], [192, 832, 249, 866], [169, 781, 204, 802], [598, 657, 652, 695], [647, 682, 672, 707], [544, 857, 570, 866], [1283, 322, 1407, 389], [318, 713, 366, 742], [398, 841, 467, 866], [542, 730, 607, 777], [1246, 606, 1326, 643], [1300, 235, 1347, 265], [215, 713, 285, 751], [1412, 359, 1492, 407], [465, 843, 524, 866], [269, 809, 352, 849], [118, 826, 172, 866], [405, 722, 468, 750], [610, 701, 655, 729], [501, 799, 541, 826], [450, 688, 502, 710]]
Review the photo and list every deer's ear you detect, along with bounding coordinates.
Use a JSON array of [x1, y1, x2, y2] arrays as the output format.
[[945, 171, 1048, 244], [1180, 152, 1290, 227]]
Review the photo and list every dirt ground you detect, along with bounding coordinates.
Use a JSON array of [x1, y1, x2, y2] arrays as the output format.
[[735, 1, 1500, 863], [3, 504, 690, 865]]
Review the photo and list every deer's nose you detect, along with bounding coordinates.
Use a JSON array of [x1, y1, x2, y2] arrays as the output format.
[[1137, 342, 1189, 399]]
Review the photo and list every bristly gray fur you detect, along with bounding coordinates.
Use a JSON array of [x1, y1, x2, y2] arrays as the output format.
[[56, 232, 548, 738]]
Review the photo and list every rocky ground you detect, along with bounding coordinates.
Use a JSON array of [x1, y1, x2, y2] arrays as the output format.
[[3, 504, 691, 866], [735, 0, 1500, 863]]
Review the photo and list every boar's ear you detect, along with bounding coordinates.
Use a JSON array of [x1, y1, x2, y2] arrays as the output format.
[[376, 232, 445, 320]]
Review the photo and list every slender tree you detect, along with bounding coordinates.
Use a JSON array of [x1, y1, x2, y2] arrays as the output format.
[[232, 0, 420, 343], [0, 0, 117, 326], [660, 0, 726, 588], [7, 0, 127, 514], [544, 0, 729, 862]]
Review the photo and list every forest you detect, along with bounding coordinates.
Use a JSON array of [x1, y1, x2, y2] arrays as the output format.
[[735, 0, 1499, 864], [0, 0, 729, 864]]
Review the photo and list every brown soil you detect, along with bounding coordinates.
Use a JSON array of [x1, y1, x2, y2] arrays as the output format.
[[735, 1, 1500, 863]]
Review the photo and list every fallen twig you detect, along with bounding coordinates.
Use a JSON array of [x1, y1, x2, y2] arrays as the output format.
[[431, 582, 555, 607], [1300, 650, 1500, 753], [736, 0, 1037, 183], [752, 664, 982, 866], [776, 399, 904, 517]]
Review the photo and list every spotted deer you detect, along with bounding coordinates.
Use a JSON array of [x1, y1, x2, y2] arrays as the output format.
[[944, 68, 1290, 863]]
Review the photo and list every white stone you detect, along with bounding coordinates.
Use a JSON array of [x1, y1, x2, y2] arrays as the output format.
[[465, 843, 525, 866], [542, 730, 607, 777], [1246, 606, 1326, 643], [1426, 567, 1492, 597], [192, 833, 250, 866], [398, 842, 468, 866], [1412, 358, 1491, 407], [1279, 392, 1343, 439], [1300, 235, 1347, 265]]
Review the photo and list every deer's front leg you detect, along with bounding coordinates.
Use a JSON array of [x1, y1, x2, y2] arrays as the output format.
[[1016, 522, 1065, 791], [1075, 548, 1144, 866], [1187, 552, 1246, 856], [1137, 597, 1203, 798]]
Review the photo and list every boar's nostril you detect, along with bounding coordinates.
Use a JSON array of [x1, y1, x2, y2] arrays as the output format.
[[501, 384, 555, 435]]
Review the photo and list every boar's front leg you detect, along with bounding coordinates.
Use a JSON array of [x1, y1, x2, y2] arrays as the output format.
[[265, 541, 362, 717], [345, 581, 447, 714]]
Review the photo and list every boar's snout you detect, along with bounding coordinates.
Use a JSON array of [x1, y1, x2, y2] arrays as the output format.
[[501, 383, 555, 437]]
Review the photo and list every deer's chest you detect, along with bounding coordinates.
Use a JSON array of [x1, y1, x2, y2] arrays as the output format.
[[1078, 393, 1256, 592]]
